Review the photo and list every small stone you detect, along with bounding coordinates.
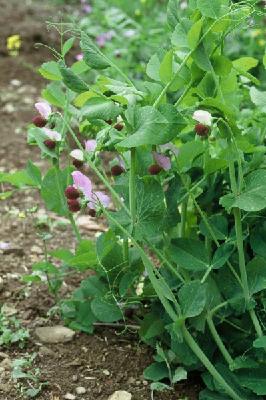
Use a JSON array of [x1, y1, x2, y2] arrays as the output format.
[[31, 245, 43, 255], [0, 358, 12, 371], [1, 304, 18, 317], [35, 326, 75, 344], [76, 386, 86, 395], [64, 394, 76, 400], [102, 369, 110, 376], [142, 380, 148, 386], [0, 353, 9, 359], [0, 383, 12, 393], [38, 346, 55, 357], [72, 375, 78, 382], [10, 79, 21, 87], [127, 377, 135, 385], [108, 391, 132, 400]]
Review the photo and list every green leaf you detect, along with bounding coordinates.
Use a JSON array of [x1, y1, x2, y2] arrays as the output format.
[[178, 140, 205, 172], [146, 54, 161, 81], [26, 161, 42, 188], [247, 257, 266, 295], [39, 61, 62, 81], [41, 167, 70, 216], [167, 0, 180, 30], [81, 97, 121, 121], [171, 23, 189, 48], [237, 369, 266, 395], [80, 32, 110, 69], [119, 271, 138, 297], [197, 0, 221, 18], [199, 214, 228, 241], [42, 82, 66, 108], [188, 19, 203, 49], [213, 56, 232, 76], [253, 336, 266, 349], [199, 389, 231, 400], [0, 170, 36, 188], [60, 63, 89, 93], [221, 170, 266, 212], [91, 297, 123, 322], [71, 60, 90, 75], [170, 239, 209, 271], [134, 178, 166, 240], [178, 280, 207, 318], [172, 367, 187, 383], [139, 313, 165, 341], [143, 362, 169, 381], [192, 43, 212, 71], [250, 225, 266, 258], [69, 240, 97, 270], [159, 50, 173, 84], [119, 105, 185, 148], [32, 261, 59, 274], [62, 37, 75, 57], [212, 243, 234, 269], [233, 57, 258, 72], [250, 87, 266, 113]]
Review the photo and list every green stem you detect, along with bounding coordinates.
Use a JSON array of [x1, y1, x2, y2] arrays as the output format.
[[207, 315, 234, 366], [129, 148, 137, 228], [180, 199, 188, 238], [182, 325, 242, 400], [69, 214, 82, 242], [123, 238, 129, 264]]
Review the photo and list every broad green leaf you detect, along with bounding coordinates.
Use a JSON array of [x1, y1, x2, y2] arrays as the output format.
[[178, 140, 205, 172], [192, 43, 212, 72], [146, 54, 161, 81], [60, 63, 89, 93], [237, 369, 266, 395], [39, 61, 62, 81], [71, 60, 90, 75], [250, 225, 266, 258], [62, 37, 75, 57], [0, 170, 35, 188], [170, 239, 209, 271], [172, 367, 187, 383], [197, 0, 221, 18], [42, 82, 66, 108], [32, 261, 59, 274], [143, 362, 169, 381], [134, 178, 166, 240], [188, 19, 203, 49], [179, 280, 207, 318], [80, 32, 110, 69], [212, 243, 234, 269], [81, 97, 121, 120], [159, 50, 173, 84], [167, 0, 180, 30], [213, 56, 232, 76], [199, 389, 230, 400], [139, 313, 165, 341], [233, 57, 258, 72], [26, 161, 42, 188], [199, 214, 228, 241], [247, 257, 266, 295], [171, 23, 189, 48], [119, 105, 185, 148], [91, 297, 122, 322], [221, 170, 266, 212], [41, 167, 70, 216], [250, 87, 266, 113], [74, 91, 97, 107], [253, 336, 266, 349]]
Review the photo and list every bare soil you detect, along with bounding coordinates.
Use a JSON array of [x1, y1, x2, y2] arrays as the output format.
[[0, 1, 200, 399]]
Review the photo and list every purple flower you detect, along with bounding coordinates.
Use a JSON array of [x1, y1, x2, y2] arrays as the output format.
[[42, 127, 62, 141], [82, 4, 92, 13], [35, 101, 51, 119], [75, 53, 84, 61], [85, 139, 97, 152], [72, 171, 110, 210], [152, 152, 171, 171]]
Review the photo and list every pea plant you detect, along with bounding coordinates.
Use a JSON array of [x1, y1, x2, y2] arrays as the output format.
[[3, 0, 266, 398]]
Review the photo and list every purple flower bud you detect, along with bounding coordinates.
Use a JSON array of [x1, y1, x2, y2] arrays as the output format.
[[44, 139, 56, 149], [111, 165, 125, 176], [65, 186, 80, 199], [67, 199, 81, 213], [148, 164, 163, 175], [33, 115, 47, 128]]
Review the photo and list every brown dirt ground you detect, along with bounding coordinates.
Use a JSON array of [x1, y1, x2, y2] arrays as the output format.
[[0, 1, 200, 399]]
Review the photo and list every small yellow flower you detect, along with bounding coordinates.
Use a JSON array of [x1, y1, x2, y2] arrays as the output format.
[[18, 211, 26, 219], [7, 34, 21, 56]]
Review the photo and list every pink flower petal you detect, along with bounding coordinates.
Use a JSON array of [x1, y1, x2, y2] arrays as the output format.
[[153, 152, 171, 171], [85, 140, 97, 152], [75, 53, 84, 61], [82, 4, 92, 13], [92, 191, 110, 208], [70, 149, 84, 161], [72, 171, 92, 200], [35, 101, 51, 119], [42, 128, 61, 141]]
